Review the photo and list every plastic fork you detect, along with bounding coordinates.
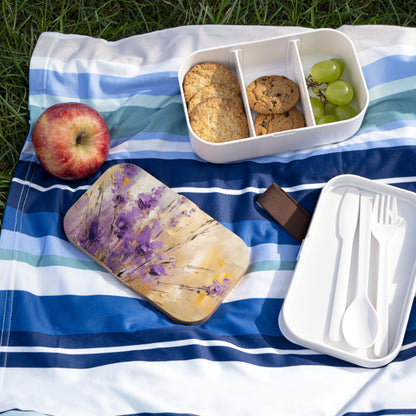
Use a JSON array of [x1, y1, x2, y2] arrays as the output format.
[[371, 194, 398, 357]]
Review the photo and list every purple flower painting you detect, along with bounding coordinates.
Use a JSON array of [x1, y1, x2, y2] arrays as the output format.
[[63, 163, 249, 324]]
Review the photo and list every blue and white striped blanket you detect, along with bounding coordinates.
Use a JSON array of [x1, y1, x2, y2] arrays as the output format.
[[1, 25, 416, 415]]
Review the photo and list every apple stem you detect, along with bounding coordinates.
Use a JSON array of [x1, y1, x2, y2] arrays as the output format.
[[76, 133, 85, 145]]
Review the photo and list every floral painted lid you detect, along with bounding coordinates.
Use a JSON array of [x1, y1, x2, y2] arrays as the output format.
[[64, 163, 249, 324]]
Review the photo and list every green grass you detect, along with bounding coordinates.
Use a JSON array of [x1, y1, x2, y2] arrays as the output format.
[[1, 0, 414, 229]]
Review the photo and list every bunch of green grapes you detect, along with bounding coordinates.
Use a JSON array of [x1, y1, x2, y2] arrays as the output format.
[[306, 59, 357, 125]]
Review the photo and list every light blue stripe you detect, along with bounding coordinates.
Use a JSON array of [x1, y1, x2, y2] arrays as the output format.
[[29, 92, 183, 111], [0, 230, 298, 264], [0, 230, 91, 260], [29, 68, 180, 99], [362, 54, 416, 89]]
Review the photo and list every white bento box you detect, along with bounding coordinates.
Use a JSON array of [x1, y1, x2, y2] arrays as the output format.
[[279, 175, 416, 367], [178, 29, 369, 163]]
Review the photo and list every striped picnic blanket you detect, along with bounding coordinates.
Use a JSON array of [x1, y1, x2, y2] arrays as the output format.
[[1, 25, 416, 415]]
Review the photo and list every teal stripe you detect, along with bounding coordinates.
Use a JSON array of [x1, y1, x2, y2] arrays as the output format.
[[361, 89, 416, 130], [246, 260, 297, 273], [28, 101, 189, 140], [102, 102, 188, 139], [0, 248, 296, 273], [0, 248, 102, 271]]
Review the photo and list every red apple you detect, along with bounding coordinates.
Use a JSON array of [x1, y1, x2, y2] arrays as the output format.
[[32, 102, 111, 180]]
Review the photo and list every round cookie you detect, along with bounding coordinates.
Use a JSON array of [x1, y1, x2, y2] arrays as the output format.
[[187, 84, 243, 115], [254, 107, 305, 135], [246, 75, 300, 114], [190, 97, 248, 143], [183, 62, 240, 103]]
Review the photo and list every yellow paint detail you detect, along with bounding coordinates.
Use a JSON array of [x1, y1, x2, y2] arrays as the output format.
[[122, 177, 130, 186], [221, 273, 230, 283], [195, 292, 205, 306]]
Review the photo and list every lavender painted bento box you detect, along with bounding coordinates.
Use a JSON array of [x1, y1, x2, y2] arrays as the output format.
[[64, 163, 249, 324], [178, 28, 369, 163]]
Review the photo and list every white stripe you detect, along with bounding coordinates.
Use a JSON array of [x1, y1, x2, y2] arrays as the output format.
[[3, 337, 416, 359], [109, 138, 193, 155], [264, 125, 416, 163], [0, 259, 292, 301], [369, 75, 416, 102], [12, 177, 90, 193], [11, 175, 268, 195], [0, 355, 384, 416], [0, 259, 138, 298], [174, 186, 269, 195], [0, 337, 313, 356], [358, 44, 416, 66], [12, 173, 416, 197], [30, 55, 183, 78], [227, 270, 293, 301], [11, 168, 316, 195]]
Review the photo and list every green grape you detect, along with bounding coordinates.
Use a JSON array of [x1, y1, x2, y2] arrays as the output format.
[[324, 101, 337, 116], [310, 60, 341, 83], [330, 58, 345, 76], [310, 97, 324, 121], [334, 104, 358, 121], [326, 80, 354, 105], [317, 115, 336, 125]]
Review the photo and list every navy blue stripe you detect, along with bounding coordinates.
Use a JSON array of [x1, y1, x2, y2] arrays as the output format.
[[2, 208, 67, 240], [6, 146, 416, 243], [7, 330, 299, 351], [3, 343, 350, 369], [8, 147, 416, 217], [120, 413, 198, 416], [344, 410, 416, 416], [5, 335, 416, 371], [14, 145, 416, 198], [4, 333, 416, 371], [6, 172, 316, 224]]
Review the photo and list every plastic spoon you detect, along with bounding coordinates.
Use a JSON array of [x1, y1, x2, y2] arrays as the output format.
[[342, 194, 379, 349], [328, 187, 360, 342]]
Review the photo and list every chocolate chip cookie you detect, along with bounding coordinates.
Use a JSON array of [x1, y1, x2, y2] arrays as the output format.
[[254, 107, 305, 135], [246, 75, 300, 114]]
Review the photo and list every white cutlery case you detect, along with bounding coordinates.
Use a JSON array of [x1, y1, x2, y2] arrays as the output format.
[[279, 174, 416, 367]]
